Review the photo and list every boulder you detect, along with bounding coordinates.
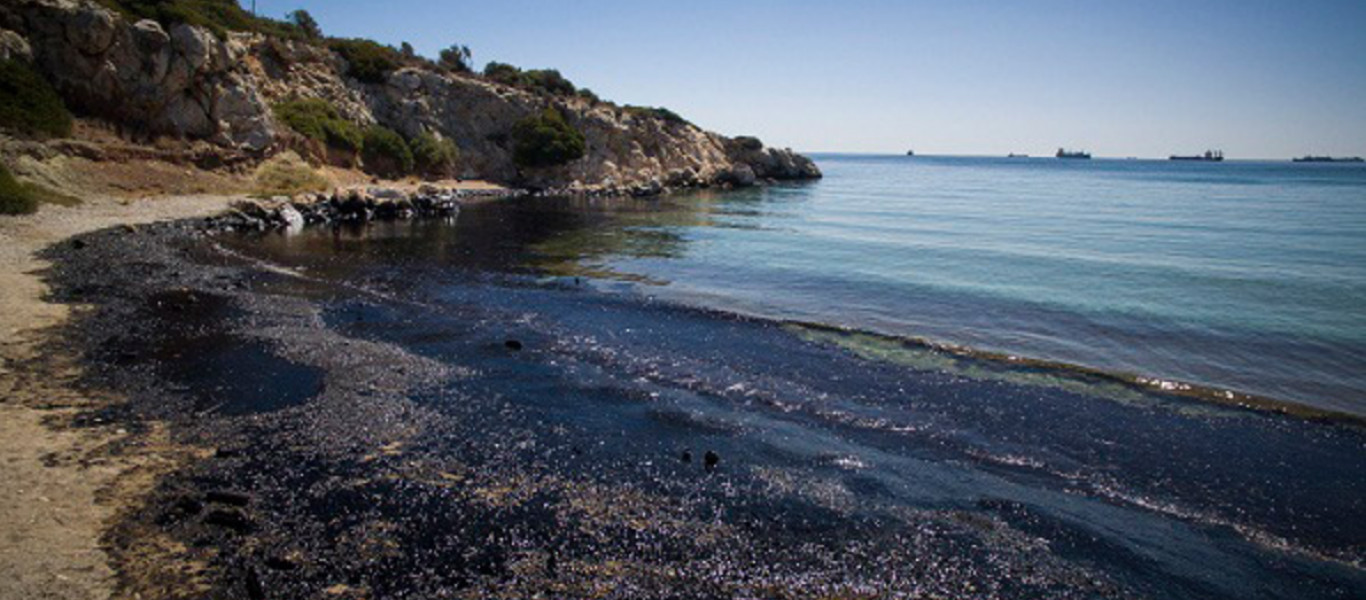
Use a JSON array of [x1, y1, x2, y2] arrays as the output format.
[[275, 204, 304, 230], [64, 4, 118, 55], [131, 19, 169, 51], [169, 23, 215, 71], [729, 164, 757, 187]]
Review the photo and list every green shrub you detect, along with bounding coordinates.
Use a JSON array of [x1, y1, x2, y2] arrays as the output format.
[[482, 63, 580, 97], [273, 99, 362, 152], [328, 38, 402, 84], [733, 136, 764, 151], [253, 151, 329, 197], [96, 0, 308, 40], [576, 88, 600, 104], [522, 69, 576, 97], [410, 133, 459, 177], [438, 44, 473, 73], [361, 126, 414, 176], [286, 9, 322, 40], [0, 163, 38, 215], [511, 108, 585, 169], [0, 60, 73, 139], [624, 105, 690, 127], [484, 62, 523, 86]]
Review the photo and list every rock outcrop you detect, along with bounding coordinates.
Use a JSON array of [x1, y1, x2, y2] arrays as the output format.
[[3, 0, 821, 190]]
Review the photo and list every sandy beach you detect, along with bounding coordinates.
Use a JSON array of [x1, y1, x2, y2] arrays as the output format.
[[0, 194, 240, 599], [0, 177, 513, 598]]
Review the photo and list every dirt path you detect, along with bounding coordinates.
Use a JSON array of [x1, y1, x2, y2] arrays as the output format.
[[0, 195, 239, 600]]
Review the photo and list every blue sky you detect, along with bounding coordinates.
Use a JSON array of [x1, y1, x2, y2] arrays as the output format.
[[245, 0, 1366, 158]]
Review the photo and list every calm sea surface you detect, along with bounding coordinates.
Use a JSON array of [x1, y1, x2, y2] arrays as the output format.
[[551, 155, 1366, 417]]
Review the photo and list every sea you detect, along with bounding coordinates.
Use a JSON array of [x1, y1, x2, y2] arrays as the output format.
[[217, 154, 1366, 598], [543, 155, 1366, 418]]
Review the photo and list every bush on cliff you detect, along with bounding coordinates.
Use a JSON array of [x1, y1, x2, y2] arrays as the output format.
[[484, 62, 523, 86], [511, 108, 586, 169], [361, 126, 414, 177], [328, 39, 402, 84], [273, 99, 363, 153], [411, 133, 459, 178], [576, 88, 601, 104], [0, 163, 38, 216], [522, 69, 577, 97], [0, 60, 73, 139], [96, 0, 308, 40], [482, 63, 580, 97], [733, 136, 765, 151], [287, 9, 322, 40], [624, 105, 691, 127], [438, 45, 474, 74]]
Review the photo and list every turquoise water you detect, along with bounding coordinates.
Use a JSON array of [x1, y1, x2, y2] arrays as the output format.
[[553, 155, 1366, 416]]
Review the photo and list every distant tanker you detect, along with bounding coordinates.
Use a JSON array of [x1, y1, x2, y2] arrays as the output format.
[[1170, 150, 1224, 162]]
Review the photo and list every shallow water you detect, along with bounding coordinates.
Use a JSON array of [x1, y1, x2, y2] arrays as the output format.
[[410, 155, 1366, 417], [217, 190, 1366, 597]]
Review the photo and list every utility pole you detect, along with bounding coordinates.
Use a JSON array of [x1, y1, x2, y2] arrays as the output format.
[[251, 0, 257, 16]]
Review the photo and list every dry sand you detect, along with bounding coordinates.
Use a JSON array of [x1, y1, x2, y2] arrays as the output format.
[[0, 194, 241, 599]]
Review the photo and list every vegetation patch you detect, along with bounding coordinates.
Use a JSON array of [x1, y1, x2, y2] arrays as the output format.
[[273, 99, 363, 152], [361, 126, 414, 176], [511, 108, 586, 169], [624, 105, 691, 127], [732, 136, 765, 151], [438, 44, 474, 74], [410, 133, 459, 178], [253, 151, 328, 197], [483, 62, 595, 99], [0, 59, 73, 139], [328, 38, 403, 84], [95, 0, 310, 40], [0, 163, 39, 215]]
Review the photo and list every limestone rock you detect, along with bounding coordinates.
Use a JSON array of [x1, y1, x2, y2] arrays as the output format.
[[9, 0, 822, 185]]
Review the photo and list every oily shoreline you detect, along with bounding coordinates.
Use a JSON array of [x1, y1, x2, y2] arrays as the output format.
[[779, 320, 1366, 427], [34, 215, 1145, 598]]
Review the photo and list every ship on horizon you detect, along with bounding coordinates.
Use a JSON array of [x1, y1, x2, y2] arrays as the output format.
[[1170, 150, 1224, 162], [1293, 155, 1364, 163], [1056, 148, 1090, 159]]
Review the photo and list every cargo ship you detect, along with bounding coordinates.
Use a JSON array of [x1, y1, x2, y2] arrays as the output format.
[[1056, 148, 1090, 159], [1170, 150, 1224, 162], [1293, 156, 1364, 163]]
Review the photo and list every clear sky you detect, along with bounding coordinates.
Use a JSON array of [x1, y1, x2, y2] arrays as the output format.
[[244, 0, 1366, 158]]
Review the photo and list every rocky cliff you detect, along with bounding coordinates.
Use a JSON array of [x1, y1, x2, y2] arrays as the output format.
[[0, 0, 820, 191]]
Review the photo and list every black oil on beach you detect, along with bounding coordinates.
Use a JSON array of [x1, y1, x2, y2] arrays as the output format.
[[44, 158, 1366, 599]]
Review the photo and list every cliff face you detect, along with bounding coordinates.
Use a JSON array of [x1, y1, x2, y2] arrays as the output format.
[[1, 0, 821, 190]]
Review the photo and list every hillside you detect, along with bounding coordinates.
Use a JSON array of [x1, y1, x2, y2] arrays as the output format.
[[0, 0, 820, 195]]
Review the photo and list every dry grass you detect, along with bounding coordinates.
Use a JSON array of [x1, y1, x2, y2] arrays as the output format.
[[252, 151, 329, 197]]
